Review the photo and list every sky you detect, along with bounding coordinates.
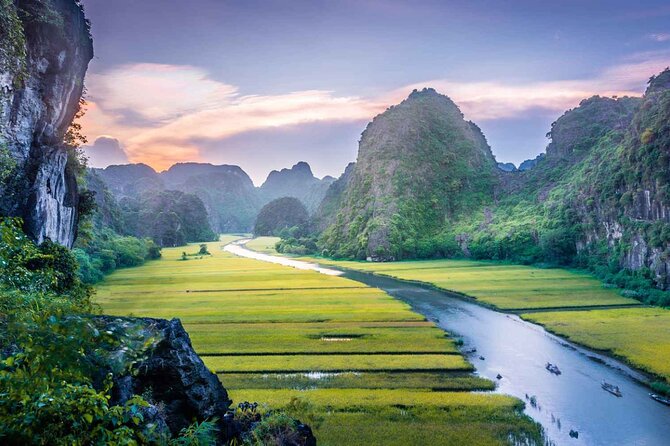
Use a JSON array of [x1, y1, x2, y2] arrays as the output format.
[[80, 0, 670, 185]]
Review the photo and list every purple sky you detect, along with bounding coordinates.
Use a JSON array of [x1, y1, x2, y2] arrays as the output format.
[[80, 0, 670, 184]]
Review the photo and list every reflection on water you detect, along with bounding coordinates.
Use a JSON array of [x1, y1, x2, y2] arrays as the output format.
[[228, 241, 670, 446]]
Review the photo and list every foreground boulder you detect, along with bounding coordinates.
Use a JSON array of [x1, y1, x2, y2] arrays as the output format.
[[96, 316, 316, 445], [99, 316, 232, 438]]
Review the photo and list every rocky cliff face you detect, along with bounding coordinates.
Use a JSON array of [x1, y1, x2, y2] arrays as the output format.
[[0, 0, 93, 247], [313, 161, 355, 231], [584, 73, 670, 289]]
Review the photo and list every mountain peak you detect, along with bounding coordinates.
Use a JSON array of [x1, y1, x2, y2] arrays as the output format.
[[292, 161, 313, 174]]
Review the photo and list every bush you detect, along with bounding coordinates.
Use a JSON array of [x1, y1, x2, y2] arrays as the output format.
[[73, 228, 161, 284], [0, 218, 219, 444]]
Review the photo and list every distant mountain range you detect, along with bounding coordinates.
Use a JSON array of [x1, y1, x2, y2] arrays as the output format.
[[92, 161, 334, 232]]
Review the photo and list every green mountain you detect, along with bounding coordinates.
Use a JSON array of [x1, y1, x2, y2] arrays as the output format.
[[259, 161, 335, 213], [94, 160, 332, 232], [93, 162, 260, 232], [320, 88, 497, 260], [254, 196, 309, 236], [319, 71, 670, 303]]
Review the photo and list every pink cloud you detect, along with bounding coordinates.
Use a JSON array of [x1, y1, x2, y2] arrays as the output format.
[[82, 54, 669, 169]]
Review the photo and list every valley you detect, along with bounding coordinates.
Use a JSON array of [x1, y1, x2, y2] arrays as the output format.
[[238, 238, 670, 445], [95, 238, 544, 445], [252, 237, 670, 386]]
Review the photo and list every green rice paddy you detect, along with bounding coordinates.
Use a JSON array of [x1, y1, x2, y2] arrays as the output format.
[[306, 258, 639, 310], [95, 236, 543, 445], [246, 237, 666, 387], [523, 307, 670, 381]]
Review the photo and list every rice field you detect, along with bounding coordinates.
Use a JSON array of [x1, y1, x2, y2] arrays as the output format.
[[308, 258, 639, 310], [95, 236, 543, 445], [244, 238, 666, 389], [523, 307, 670, 381]]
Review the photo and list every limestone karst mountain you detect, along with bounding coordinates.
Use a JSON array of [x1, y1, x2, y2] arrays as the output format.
[[0, 0, 93, 247], [320, 88, 498, 260], [259, 161, 335, 214], [317, 70, 670, 297]]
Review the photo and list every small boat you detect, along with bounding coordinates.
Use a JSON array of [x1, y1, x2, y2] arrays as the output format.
[[602, 380, 622, 397], [479, 355, 485, 360], [545, 362, 562, 375], [496, 373, 503, 380], [650, 393, 670, 406]]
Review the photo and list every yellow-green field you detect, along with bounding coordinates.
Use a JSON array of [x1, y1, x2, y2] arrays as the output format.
[[95, 237, 543, 445], [306, 258, 639, 310], [245, 238, 667, 386], [244, 236, 280, 254], [523, 308, 670, 381]]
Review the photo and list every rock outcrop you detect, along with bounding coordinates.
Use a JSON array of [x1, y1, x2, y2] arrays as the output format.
[[95, 316, 318, 445], [98, 316, 233, 439], [0, 0, 93, 247]]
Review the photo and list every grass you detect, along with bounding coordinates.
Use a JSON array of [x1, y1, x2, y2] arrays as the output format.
[[206, 353, 471, 373], [95, 237, 543, 445], [245, 236, 280, 254], [523, 307, 670, 381], [293, 408, 543, 446], [250, 238, 670, 390], [187, 321, 457, 354], [220, 372, 494, 391], [306, 258, 639, 310], [231, 388, 520, 408]]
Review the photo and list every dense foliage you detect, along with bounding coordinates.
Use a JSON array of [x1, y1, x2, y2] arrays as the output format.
[[119, 190, 216, 247], [254, 197, 309, 237], [0, 218, 219, 444]]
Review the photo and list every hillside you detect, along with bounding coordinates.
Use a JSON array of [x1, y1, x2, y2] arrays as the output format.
[[320, 88, 498, 260], [94, 160, 332, 232], [319, 70, 670, 303], [94, 162, 261, 232]]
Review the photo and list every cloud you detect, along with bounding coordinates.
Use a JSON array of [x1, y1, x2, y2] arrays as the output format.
[[385, 53, 670, 121], [83, 63, 382, 170], [82, 54, 670, 170], [83, 136, 129, 168], [648, 33, 670, 42]]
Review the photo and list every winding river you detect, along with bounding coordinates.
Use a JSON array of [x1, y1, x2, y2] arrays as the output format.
[[225, 240, 670, 446]]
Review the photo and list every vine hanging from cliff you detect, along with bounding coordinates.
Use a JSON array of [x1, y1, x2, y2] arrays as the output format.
[[0, 0, 27, 86]]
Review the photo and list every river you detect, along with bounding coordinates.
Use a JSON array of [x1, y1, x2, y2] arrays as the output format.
[[224, 240, 670, 446]]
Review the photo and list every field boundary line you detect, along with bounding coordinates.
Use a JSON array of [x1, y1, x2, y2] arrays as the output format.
[[215, 367, 474, 374], [199, 351, 460, 357]]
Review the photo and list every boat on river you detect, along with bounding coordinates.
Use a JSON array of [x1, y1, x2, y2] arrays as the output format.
[[546, 362, 562, 375], [650, 393, 670, 406], [602, 381, 623, 397]]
